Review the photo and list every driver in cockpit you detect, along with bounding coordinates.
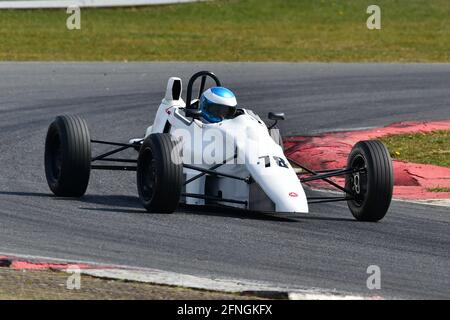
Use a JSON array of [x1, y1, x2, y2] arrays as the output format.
[[198, 87, 238, 123]]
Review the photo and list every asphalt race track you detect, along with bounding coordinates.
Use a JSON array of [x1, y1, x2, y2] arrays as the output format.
[[0, 62, 449, 299]]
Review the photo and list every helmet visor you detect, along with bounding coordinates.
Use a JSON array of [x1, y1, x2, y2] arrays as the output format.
[[204, 103, 237, 121]]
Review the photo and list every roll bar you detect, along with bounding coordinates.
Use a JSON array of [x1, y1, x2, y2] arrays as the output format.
[[185, 71, 222, 111]]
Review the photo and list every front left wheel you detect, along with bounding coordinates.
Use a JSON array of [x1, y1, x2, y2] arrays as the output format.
[[345, 140, 393, 222]]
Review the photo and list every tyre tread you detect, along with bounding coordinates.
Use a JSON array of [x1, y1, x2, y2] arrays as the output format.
[[346, 140, 393, 222]]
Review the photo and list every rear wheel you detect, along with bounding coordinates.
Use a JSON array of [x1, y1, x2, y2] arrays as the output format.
[[44, 115, 91, 197], [137, 133, 183, 213], [345, 140, 393, 222]]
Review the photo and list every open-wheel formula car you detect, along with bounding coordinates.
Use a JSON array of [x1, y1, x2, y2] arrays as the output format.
[[44, 71, 394, 222]]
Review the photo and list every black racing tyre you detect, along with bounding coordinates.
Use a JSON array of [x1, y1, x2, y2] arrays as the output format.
[[45, 115, 91, 197], [345, 140, 393, 222], [269, 125, 284, 151], [137, 133, 183, 213]]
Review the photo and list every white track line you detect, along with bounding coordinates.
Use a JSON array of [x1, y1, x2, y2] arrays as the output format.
[[0, 251, 373, 300], [0, 0, 198, 9], [395, 198, 450, 208]]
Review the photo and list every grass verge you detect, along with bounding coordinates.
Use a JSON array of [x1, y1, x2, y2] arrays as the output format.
[[0, 0, 449, 61], [0, 268, 261, 300], [380, 130, 450, 168], [427, 187, 450, 193]]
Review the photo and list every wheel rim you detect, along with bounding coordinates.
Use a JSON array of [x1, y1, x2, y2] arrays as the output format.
[[140, 148, 157, 202], [348, 154, 367, 206]]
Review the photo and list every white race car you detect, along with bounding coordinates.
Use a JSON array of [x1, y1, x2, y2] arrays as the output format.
[[44, 71, 393, 222]]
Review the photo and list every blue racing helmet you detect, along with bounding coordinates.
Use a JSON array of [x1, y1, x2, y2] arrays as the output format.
[[199, 87, 237, 123]]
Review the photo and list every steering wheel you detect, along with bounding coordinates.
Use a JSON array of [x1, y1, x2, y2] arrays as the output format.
[[185, 71, 222, 111]]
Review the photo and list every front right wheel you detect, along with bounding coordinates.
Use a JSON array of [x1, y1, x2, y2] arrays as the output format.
[[345, 140, 393, 222], [136, 133, 183, 213]]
